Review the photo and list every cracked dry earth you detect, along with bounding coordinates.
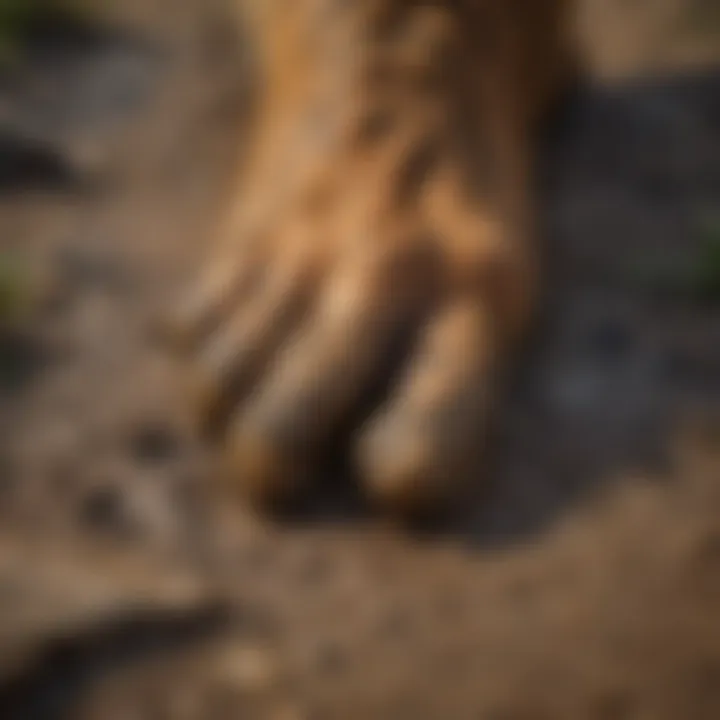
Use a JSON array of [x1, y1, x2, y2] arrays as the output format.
[[1, 1, 719, 718]]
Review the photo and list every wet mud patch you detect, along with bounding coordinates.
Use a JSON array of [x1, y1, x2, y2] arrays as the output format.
[[0, 130, 76, 193]]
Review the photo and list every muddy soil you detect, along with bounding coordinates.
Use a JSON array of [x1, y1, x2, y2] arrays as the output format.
[[0, 1, 719, 718]]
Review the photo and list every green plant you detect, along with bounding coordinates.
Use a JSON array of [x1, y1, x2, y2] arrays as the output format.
[[0, 0, 41, 63], [625, 210, 720, 303], [0, 0, 90, 66], [0, 253, 33, 324], [691, 211, 720, 301]]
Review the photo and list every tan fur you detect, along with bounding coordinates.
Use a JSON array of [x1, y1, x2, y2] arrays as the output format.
[[172, 0, 579, 518]]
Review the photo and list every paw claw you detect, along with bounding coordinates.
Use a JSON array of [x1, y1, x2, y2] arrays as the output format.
[[222, 425, 310, 512]]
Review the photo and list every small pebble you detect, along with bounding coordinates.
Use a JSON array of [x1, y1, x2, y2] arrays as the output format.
[[214, 645, 278, 690]]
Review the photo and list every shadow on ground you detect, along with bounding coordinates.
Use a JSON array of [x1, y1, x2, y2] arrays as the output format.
[[266, 67, 720, 550]]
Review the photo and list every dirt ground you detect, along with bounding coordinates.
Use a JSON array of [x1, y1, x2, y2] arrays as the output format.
[[0, 1, 719, 718]]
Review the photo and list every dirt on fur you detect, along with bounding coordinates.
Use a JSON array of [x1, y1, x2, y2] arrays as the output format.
[[0, 1, 719, 718]]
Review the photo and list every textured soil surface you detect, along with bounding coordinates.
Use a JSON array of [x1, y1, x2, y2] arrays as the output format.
[[0, 1, 719, 718]]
